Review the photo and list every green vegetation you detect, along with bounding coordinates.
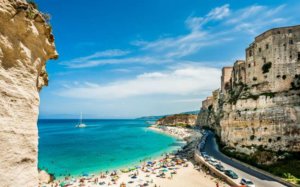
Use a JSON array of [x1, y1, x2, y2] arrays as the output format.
[[291, 74, 300, 90], [228, 83, 246, 104], [42, 13, 51, 23], [240, 92, 275, 101], [262, 62, 272, 73], [175, 123, 192, 128], [27, 0, 38, 9]]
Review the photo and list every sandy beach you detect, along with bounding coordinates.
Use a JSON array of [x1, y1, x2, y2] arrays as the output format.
[[41, 155, 229, 187], [148, 125, 198, 140], [41, 126, 229, 187]]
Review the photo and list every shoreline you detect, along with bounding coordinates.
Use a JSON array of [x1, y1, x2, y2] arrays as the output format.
[[148, 125, 199, 140], [40, 126, 229, 187]]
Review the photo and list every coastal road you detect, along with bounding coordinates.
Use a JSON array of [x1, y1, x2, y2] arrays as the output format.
[[203, 133, 288, 187]]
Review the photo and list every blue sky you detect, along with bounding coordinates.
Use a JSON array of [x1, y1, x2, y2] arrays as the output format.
[[36, 0, 300, 119]]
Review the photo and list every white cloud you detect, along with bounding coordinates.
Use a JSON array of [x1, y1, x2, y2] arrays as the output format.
[[61, 3, 289, 69], [206, 4, 230, 20], [138, 4, 232, 58], [225, 4, 288, 34], [169, 98, 203, 103], [57, 65, 221, 99], [61, 49, 131, 67], [65, 56, 173, 68]]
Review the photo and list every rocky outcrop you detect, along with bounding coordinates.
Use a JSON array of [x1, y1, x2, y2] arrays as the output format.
[[197, 25, 300, 163], [38, 170, 54, 185], [156, 114, 197, 127], [0, 0, 57, 186]]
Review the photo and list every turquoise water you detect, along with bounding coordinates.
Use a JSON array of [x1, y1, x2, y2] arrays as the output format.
[[38, 119, 183, 178]]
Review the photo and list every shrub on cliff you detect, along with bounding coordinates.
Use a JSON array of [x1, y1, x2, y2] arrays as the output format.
[[27, 0, 38, 9], [291, 74, 300, 90]]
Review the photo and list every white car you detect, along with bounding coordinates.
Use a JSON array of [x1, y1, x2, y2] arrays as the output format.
[[240, 178, 255, 187]]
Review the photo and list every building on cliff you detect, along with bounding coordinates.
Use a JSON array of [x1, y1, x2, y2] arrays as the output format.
[[245, 25, 300, 93], [221, 67, 233, 93], [197, 25, 300, 157]]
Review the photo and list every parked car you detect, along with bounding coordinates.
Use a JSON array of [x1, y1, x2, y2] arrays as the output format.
[[201, 152, 207, 157], [203, 155, 210, 161], [209, 160, 219, 167], [240, 178, 255, 187], [225, 170, 239, 179], [208, 158, 219, 166], [215, 164, 225, 172]]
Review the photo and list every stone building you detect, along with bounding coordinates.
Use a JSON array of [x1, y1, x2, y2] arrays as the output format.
[[231, 60, 246, 86], [245, 25, 300, 93], [197, 24, 300, 155], [221, 67, 233, 93]]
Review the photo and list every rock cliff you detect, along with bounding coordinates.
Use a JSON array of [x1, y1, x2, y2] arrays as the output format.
[[156, 114, 197, 128], [0, 0, 57, 186], [197, 25, 300, 163]]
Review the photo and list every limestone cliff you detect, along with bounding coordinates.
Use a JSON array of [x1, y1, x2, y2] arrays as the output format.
[[156, 114, 197, 128], [0, 0, 57, 186], [197, 25, 300, 163]]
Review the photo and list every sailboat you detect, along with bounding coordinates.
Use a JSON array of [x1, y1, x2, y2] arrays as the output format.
[[76, 112, 87, 128]]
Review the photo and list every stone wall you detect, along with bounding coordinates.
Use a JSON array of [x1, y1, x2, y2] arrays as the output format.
[[0, 1, 57, 186]]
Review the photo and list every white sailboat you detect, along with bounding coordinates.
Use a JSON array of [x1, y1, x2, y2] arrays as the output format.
[[76, 112, 87, 128]]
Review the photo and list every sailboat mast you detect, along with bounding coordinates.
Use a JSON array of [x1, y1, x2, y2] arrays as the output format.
[[80, 112, 82, 124]]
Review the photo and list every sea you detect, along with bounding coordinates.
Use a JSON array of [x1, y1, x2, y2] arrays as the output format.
[[38, 119, 184, 178]]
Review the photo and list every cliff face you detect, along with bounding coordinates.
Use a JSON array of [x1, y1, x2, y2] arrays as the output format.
[[156, 114, 197, 127], [220, 87, 300, 154], [0, 0, 57, 186], [197, 25, 300, 163]]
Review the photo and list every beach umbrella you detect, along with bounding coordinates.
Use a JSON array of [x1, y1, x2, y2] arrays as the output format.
[[82, 173, 89, 177], [147, 161, 153, 165], [160, 169, 168, 172], [59, 181, 66, 187]]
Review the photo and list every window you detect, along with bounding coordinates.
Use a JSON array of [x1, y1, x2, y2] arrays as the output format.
[[282, 75, 287, 80], [283, 43, 287, 51], [258, 48, 262, 53], [289, 40, 294, 45], [262, 57, 266, 63], [266, 44, 269, 49], [248, 64, 251, 68], [298, 52, 300, 61], [249, 49, 253, 57], [277, 31, 281, 34]]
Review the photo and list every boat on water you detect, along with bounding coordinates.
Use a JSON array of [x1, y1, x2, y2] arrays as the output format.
[[76, 113, 87, 128]]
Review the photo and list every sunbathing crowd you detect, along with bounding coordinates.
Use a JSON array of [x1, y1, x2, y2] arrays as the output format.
[[42, 154, 191, 187]]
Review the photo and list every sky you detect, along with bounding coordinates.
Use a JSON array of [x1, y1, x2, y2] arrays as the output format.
[[36, 0, 300, 119]]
